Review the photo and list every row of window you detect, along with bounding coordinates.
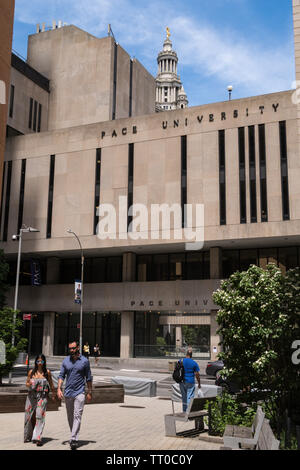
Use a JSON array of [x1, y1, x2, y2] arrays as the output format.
[[6, 247, 299, 286], [0, 122, 292, 242], [28, 97, 42, 132], [219, 122, 290, 225]]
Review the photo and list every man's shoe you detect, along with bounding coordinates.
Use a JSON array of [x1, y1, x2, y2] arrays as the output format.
[[70, 440, 78, 450]]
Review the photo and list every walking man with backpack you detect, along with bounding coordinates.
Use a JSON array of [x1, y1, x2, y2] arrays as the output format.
[[177, 348, 201, 412]]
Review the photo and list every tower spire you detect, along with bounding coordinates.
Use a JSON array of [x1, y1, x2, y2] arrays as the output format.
[[155, 29, 188, 112]]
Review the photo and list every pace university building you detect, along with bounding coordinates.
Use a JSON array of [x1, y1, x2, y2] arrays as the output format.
[[1, 3, 300, 365]]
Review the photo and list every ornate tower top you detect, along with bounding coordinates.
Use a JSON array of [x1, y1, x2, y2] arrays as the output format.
[[155, 29, 188, 112]]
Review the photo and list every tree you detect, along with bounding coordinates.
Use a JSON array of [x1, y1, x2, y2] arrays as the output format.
[[213, 264, 300, 437], [0, 251, 27, 385], [0, 307, 27, 385]]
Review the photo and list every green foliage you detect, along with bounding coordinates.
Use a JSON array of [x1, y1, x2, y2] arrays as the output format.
[[204, 392, 257, 436], [0, 308, 28, 383], [213, 264, 300, 439]]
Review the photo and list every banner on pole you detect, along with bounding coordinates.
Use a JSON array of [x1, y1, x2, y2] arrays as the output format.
[[23, 314, 32, 321], [75, 280, 82, 304], [31, 259, 42, 286]]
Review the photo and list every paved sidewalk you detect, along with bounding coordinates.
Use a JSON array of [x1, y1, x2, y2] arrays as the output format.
[[0, 395, 220, 451]]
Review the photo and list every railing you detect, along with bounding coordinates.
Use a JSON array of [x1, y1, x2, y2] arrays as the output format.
[[134, 344, 210, 359]]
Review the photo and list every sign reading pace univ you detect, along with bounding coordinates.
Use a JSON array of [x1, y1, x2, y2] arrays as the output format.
[[99, 103, 281, 139]]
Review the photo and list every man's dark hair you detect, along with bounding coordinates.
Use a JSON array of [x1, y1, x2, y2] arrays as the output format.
[[69, 340, 79, 347], [186, 349, 193, 358]]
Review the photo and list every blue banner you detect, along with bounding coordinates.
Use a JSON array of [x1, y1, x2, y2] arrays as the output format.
[[30, 259, 42, 286]]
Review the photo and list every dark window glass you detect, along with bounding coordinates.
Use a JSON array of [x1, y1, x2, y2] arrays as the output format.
[[259, 248, 278, 269], [47, 155, 55, 238], [0, 162, 6, 237], [222, 250, 239, 278], [258, 124, 268, 222], [238, 127, 246, 224], [37, 103, 42, 133], [9, 85, 15, 118], [129, 59, 133, 117], [94, 149, 101, 235], [3, 160, 12, 242], [278, 247, 298, 274], [90, 257, 106, 283], [219, 130, 226, 225], [128, 143, 134, 232], [186, 252, 203, 280], [152, 255, 168, 281], [279, 121, 290, 221], [33, 100, 38, 132], [60, 258, 81, 284], [137, 255, 152, 282], [181, 136, 187, 228], [106, 257, 122, 282], [169, 253, 185, 280], [112, 43, 118, 120], [17, 159, 26, 233], [248, 125, 257, 224], [239, 249, 258, 271], [28, 98, 33, 129]]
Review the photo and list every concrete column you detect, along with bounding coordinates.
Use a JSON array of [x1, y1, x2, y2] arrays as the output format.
[[122, 252, 136, 282], [175, 326, 182, 348], [42, 312, 55, 357], [120, 311, 134, 358], [46, 257, 61, 284], [210, 310, 220, 361], [210, 247, 223, 279]]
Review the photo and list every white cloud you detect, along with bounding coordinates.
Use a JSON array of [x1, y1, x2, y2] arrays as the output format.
[[14, 0, 295, 104]]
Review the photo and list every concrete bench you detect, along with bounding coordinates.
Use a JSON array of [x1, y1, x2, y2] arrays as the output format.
[[111, 376, 156, 397], [0, 389, 61, 413], [164, 397, 210, 437], [87, 384, 124, 404], [221, 406, 265, 450], [221, 417, 279, 450]]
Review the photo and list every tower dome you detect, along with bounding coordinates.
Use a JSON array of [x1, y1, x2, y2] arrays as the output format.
[[155, 28, 188, 112]]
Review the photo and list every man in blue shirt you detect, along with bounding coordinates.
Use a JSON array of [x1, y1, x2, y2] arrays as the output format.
[[180, 349, 201, 412], [57, 341, 92, 450]]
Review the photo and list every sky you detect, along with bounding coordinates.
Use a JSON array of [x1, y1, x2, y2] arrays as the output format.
[[12, 0, 296, 107]]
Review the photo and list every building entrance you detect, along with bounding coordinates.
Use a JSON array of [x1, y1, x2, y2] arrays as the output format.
[[134, 311, 211, 359]]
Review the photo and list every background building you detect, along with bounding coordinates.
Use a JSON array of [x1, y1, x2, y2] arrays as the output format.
[[155, 28, 188, 112], [0, 0, 15, 202], [0, 6, 299, 365]]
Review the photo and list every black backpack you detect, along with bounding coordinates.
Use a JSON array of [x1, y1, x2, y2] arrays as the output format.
[[172, 359, 184, 383]]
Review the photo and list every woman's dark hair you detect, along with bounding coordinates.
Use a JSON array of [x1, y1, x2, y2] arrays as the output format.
[[30, 354, 48, 379]]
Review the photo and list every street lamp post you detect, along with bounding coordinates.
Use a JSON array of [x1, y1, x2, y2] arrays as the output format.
[[67, 229, 84, 355], [9, 225, 39, 383], [227, 85, 233, 101]]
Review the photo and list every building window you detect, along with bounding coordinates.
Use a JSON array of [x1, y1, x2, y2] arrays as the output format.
[[33, 100, 38, 132], [248, 125, 257, 223], [112, 42, 118, 120], [9, 85, 15, 118], [127, 143, 134, 232], [94, 149, 101, 235], [258, 124, 268, 222], [46, 155, 55, 239], [2, 161, 12, 242], [28, 98, 33, 129], [17, 159, 26, 233], [279, 121, 290, 221], [181, 135, 187, 228], [37, 103, 42, 133], [219, 130, 226, 225], [136, 252, 210, 281], [238, 127, 246, 224]]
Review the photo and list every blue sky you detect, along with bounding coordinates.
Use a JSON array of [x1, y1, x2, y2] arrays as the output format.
[[12, 0, 295, 107]]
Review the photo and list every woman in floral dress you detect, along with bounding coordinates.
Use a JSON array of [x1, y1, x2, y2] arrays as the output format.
[[24, 354, 56, 446]]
